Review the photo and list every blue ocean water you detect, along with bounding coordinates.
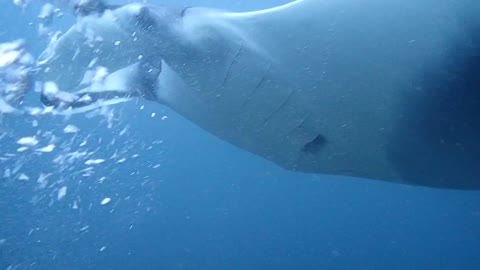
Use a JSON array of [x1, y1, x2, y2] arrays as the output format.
[[1, 1, 479, 269]]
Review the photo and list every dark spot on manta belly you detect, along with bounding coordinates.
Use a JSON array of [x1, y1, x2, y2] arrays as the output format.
[[302, 134, 327, 154]]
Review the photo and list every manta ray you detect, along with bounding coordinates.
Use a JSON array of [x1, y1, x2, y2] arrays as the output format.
[[36, 0, 480, 190]]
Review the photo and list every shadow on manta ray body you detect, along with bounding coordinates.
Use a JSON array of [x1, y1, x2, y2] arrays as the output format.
[[36, 0, 480, 190]]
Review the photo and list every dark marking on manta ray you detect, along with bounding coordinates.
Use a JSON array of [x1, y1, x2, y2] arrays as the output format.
[[221, 44, 245, 89], [239, 63, 271, 109], [259, 88, 296, 130], [302, 134, 327, 154]]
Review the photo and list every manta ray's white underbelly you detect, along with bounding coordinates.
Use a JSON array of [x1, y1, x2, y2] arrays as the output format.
[[160, 41, 400, 182]]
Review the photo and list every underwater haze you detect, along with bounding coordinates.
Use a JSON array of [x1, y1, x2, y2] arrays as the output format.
[[1, 1, 480, 269]]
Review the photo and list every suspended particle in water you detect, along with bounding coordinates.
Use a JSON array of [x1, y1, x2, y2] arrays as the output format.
[[63, 124, 80, 134], [57, 186, 67, 200], [100, 197, 111, 205], [85, 159, 105, 165], [36, 144, 55, 153], [16, 136, 38, 147]]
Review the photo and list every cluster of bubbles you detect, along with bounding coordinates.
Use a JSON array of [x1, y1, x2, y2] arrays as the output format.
[[1, 1, 62, 114], [3, 0, 124, 116], [1, 1, 167, 268], [0, 39, 34, 114], [0, 105, 164, 268], [13, 0, 105, 10]]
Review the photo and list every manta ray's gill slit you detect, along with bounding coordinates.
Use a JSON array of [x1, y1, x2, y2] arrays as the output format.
[[221, 44, 244, 90], [239, 62, 271, 109], [258, 88, 296, 130]]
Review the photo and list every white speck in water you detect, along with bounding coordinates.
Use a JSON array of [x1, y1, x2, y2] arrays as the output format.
[[119, 126, 128, 136], [36, 144, 55, 153], [92, 66, 109, 83], [116, 158, 127, 163], [0, 49, 21, 68], [17, 146, 29, 152], [161, 116, 168, 120], [151, 113, 156, 118], [140, 105, 144, 110], [99, 246, 107, 252], [63, 124, 80, 134], [87, 57, 98, 68], [72, 200, 78, 209], [114, 41, 121, 46], [42, 106, 54, 114], [12, 163, 22, 174], [57, 186, 67, 200], [26, 107, 41, 116], [13, 0, 28, 8], [36, 173, 49, 189], [85, 159, 105, 165], [101, 197, 111, 205], [16, 136, 38, 147], [32, 120, 38, 127], [43, 81, 59, 95], [18, 173, 29, 181]]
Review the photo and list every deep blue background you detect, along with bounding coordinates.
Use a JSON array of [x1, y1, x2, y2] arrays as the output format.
[[1, 1, 479, 269]]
